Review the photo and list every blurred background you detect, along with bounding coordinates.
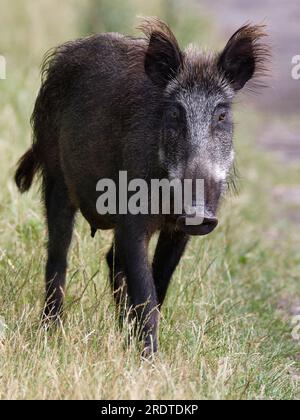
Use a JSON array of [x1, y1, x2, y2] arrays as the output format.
[[0, 0, 299, 399], [1, 0, 299, 247]]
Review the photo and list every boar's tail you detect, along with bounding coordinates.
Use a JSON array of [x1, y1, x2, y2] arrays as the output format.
[[15, 38, 89, 193], [15, 43, 67, 194], [15, 148, 41, 193]]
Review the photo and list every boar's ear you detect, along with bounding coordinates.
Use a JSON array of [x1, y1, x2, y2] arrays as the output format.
[[140, 18, 183, 87], [218, 24, 270, 91]]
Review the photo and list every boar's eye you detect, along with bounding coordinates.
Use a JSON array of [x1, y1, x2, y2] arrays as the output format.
[[167, 106, 180, 121], [213, 105, 231, 127], [164, 103, 185, 133], [218, 111, 227, 122]]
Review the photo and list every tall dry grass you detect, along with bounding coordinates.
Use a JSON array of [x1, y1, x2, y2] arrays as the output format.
[[0, 0, 299, 400]]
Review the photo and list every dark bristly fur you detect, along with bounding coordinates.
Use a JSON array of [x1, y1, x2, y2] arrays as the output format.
[[15, 149, 40, 193], [138, 17, 183, 86], [218, 23, 271, 91], [15, 18, 270, 356]]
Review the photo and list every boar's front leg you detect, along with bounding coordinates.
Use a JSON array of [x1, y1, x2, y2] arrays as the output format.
[[106, 242, 128, 326], [116, 217, 159, 356], [153, 229, 189, 308]]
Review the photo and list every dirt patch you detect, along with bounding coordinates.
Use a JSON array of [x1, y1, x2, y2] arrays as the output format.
[[277, 296, 300, 373], [273, 186, 300, 206], [288, 368, 300, 382], [260, 122, 300, 164], [272, 186, 300, 223], [278, 296, 300, 317]]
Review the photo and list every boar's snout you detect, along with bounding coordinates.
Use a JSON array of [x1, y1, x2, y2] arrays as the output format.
[[176, 214, 218, 236]]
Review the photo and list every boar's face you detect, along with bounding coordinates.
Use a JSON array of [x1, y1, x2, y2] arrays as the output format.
[[158, 60, 235, 233], [143, 19, 269, 235]]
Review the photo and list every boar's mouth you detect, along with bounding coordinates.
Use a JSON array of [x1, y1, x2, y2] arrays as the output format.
[[176, 215, 218, 236]]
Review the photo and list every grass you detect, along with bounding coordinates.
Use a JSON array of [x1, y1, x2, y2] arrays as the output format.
[[0, 0, 299, 400]]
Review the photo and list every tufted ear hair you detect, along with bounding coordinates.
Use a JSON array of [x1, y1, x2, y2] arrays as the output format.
[[218, 24, 270, 91], [139, 17, 183, 88]]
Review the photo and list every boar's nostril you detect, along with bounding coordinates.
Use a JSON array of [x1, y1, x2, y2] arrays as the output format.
[[202, 217, 218, 230], [176, 215, 218, 236]]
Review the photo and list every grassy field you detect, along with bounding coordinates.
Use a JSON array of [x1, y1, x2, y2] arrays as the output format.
[[0, 0, 299, 400]]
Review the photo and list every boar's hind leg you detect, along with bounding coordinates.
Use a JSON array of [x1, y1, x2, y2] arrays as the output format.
[[42, 177, 76, 322], [106, 242, 128, 326], [153, 229, 189, 308]]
